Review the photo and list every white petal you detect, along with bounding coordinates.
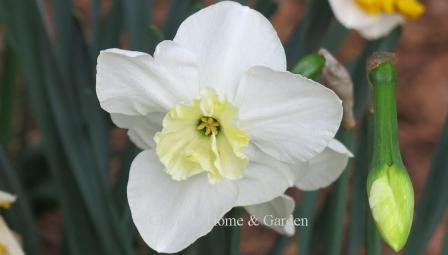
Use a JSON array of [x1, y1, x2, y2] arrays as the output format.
[[111, 113, 163, 149], [153, 40, 200, 101], [127, 150, 238, 253], [329, 0, 403, 39], [245, 195, 296, 236], [0, 216, 24, 255], [236, 66, 343, 164], [357, 15, 403, 39], [96, 44, 199, 115], [294, 139, 353, 191], [235, 145, 295, 206], [329, 0, 379, 27], [173, 1, 286, 98]]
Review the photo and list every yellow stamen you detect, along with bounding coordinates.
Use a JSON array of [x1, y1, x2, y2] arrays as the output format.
[[356, 0, 424, 19], [197, 117, 220, 136]]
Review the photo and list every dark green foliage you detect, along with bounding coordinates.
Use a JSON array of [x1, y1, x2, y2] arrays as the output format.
[[285, 0, 334, 68], [0, 44, 17, 146], [405, 119, 448, 255]]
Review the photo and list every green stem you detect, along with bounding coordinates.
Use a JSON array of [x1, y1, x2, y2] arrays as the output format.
[[0, 44, 17, 146], [296, 191, 319, 255], [228, 208, 241, 255], [370, 62, 403, 167], [366, 211, 381, 255]]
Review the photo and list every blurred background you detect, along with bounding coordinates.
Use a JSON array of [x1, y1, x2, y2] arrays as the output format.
[[0, 0, 447, 255]]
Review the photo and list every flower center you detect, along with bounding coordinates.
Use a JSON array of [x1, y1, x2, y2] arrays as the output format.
[[154, 88, 249, 183], [197, 117, 220, 136], [355, 0, 424, 19]]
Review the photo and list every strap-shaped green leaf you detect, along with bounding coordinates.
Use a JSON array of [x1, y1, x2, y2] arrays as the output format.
[[0, 44, 17, 146], [405, 119, 448, 255]]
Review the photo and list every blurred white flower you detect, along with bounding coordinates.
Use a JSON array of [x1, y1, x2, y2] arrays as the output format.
[[0, 191, 15, 209], [329, 0, 424, 39], [96, 1, 346, 253], [0, 191, 24, 255]]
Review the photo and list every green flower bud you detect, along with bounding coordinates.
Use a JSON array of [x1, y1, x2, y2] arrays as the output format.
[[147, 25, 164, 42], [367, 57, 414, 252], [367, 164, 414, 252], [292, 54, 325, 79]]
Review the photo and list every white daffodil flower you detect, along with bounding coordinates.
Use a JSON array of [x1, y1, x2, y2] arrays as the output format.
[[0, 191, 24, 255], [329, 0, 424, 39], [97, 1, 346, 253]]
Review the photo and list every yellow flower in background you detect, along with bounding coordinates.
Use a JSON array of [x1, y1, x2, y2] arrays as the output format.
[[96, 1, 349, 253], [329, 0, 425, 39], [0, 191, 24, 255]]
